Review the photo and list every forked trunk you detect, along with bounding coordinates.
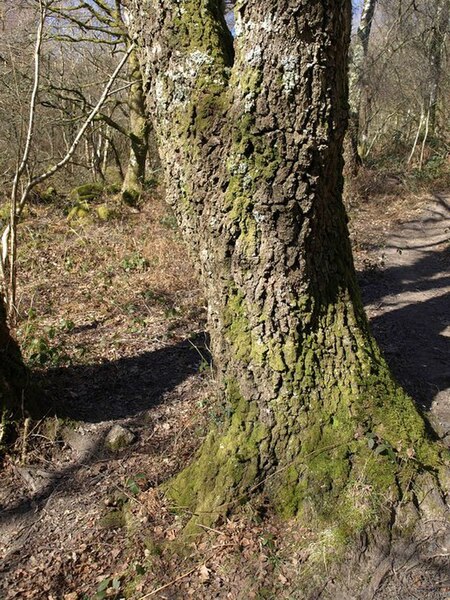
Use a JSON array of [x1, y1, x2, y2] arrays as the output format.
[[128, 0, 447, 553]]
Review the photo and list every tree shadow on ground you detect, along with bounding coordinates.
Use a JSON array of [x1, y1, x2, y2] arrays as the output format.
[[0, 334, 208, 526], [359, 245, 449, 412], [40, 333, 208, 422]]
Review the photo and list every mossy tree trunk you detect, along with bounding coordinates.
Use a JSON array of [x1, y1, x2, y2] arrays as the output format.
[[121, 47, 150, 205], [0, 297, 30, 445], [128, 0, 448, 543], [345, 0, 377, 176]]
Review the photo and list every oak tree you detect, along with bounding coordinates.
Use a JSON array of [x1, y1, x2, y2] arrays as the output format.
[[126, 0, 449, 542]]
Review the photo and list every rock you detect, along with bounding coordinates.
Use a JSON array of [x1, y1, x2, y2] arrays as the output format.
[[105, 425, 135, 452], [62, 427, 100, 457]]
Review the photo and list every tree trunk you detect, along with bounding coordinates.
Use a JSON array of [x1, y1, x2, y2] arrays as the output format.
[[345, 0, 377, 175], [128, 0, 447, 554], [0, 297, 31, 445], [121, 46, 150, 205], [428, 0, 449, 135]]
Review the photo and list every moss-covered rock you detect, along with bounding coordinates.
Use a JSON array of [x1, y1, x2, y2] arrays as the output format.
[[121, 189, 141, 207], [99, 509, 126, 530], [96, 204, 117, 221], [38, 186, 58, 204], [70, 182, 104, 204], [67, 200, 90, 221], [105, 425, 136, 452]]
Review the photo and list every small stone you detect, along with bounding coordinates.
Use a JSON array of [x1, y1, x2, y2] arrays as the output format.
[[105, 425, 136, 452], [63, 428, 99, 457]]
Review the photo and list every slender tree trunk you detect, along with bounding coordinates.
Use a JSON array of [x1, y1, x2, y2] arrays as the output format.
[[109, 136, 125, 182], [121, 47, 150, 205], [92, 126, 106, 182], [429, 0, 449, 135], [345, 0, 377, 175], [129, 0, 447, 562]]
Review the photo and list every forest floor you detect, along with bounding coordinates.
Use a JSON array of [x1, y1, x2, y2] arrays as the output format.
[[0, 176, 449, 600]]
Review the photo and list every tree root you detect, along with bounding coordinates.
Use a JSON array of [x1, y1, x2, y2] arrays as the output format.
[[316, 469, 450, 600]]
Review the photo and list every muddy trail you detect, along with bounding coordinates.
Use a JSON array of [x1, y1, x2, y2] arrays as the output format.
[[0, 193, 449, 599]]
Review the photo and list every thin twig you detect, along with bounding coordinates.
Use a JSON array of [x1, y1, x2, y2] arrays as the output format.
[[196, 523, 224, 536]]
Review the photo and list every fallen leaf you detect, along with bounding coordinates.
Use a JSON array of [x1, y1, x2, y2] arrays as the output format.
[[199, 564, 210, 582]]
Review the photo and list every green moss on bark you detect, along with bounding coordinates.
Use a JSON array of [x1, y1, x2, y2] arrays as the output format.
[[166, 378, 270, 527], [166, 292, 445, 545]]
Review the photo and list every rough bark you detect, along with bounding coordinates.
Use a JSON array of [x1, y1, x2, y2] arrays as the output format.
[[127, 0, 448, 558], [121, 47, 150, 205], [345, 0, 377, 175]]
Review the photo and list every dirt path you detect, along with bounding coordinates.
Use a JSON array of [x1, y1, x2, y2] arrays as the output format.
[[361, 193, 450, 442]]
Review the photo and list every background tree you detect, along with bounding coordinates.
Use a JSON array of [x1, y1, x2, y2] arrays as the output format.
[[352, 0, 450, 171], [0, 0, 133, 314], [346, 0, 377, 174], [0, 0, 147, 203], [428, 0, 449, 135], [126, 0, 448, 575], [46, 0, 152, 204]]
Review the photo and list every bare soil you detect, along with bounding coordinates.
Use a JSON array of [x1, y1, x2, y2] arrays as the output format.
[[0, 185, 449, 600], [354, 191, 450, 441]]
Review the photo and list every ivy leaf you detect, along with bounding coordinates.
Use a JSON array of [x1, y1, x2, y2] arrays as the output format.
[[126, 478, 140, 495], [375, 443, 389, 455], [97, 577, 111, 592], [386, 447, 397, 461], [112, 578, 121, 590]]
